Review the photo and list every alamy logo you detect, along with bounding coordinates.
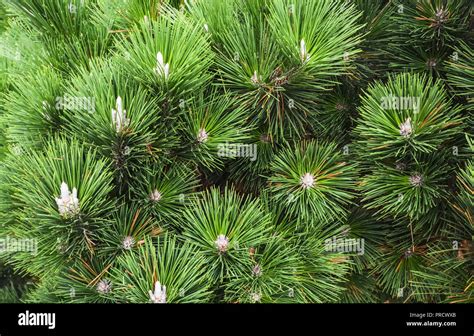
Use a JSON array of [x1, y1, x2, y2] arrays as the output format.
[[324, 237, 365, 255], [380, 95, 420, 113], [18, 310, 56, 330], [55, 95, 95, 113], [0, 235, 37, 255], [217, 142, 257, 161]]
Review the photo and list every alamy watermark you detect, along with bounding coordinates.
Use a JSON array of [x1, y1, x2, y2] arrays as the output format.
[[0, 235, 37, 255], [55, 95, 95, 113], [0, 42, 21, 61], [217, 142, 257, 161], [325, 237, 365, 255], [381, 95, 420, 113], [18, 310, 55, 330]]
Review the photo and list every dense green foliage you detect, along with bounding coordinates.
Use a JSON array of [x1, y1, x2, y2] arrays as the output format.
[[0, 0, 472, 303]]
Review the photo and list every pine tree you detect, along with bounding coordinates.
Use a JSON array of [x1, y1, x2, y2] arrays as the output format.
[[0, 0, 472, 304]]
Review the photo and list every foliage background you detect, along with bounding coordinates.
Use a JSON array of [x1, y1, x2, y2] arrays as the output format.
[[0, 0, 472, 303]]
